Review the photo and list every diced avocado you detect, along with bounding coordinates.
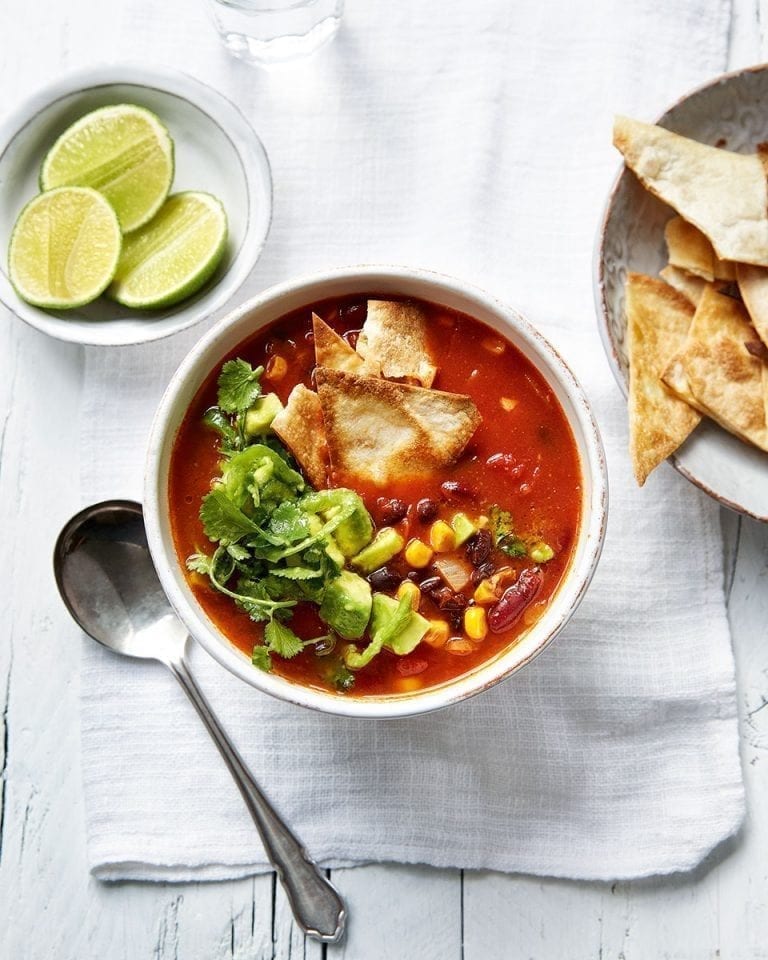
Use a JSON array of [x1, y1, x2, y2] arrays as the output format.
[[370, 593, 429, 655], [325, 536, 345, 570], [350, 527, 405, 574], [451, 512, 478, 546], [302, 489, 374, 557], [244, 393, 284, 436], [530, 541, 554, 563], [331, 496, 374, 557], [319, 570, 372, 640]]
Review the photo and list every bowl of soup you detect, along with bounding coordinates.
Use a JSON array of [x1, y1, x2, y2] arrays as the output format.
[[144, 266, 607, 717]]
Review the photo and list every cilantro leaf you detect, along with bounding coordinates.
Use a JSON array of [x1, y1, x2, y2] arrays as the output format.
[[200, 489, 260, 544], [186, 552, 212, 575], [226, 544, 251, 562], [489, 504, 529, 558], [252, 645, 272, 671], [270, 565, 323, 580], [202, 407, 239, 453], [268, 501, 312, 543], [217, 359, 264, 413], [264, 620, 304, 659]]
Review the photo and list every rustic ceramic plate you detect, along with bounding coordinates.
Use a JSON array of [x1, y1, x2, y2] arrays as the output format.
[[595, 65, 768, 522], [0, 64, 272, 346]]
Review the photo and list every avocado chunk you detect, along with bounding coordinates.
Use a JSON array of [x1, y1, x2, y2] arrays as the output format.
[[244, 393, 284, 437], [332, 494, 374, 557], [370, 593, 429, 654], [350, 527, 405, 574], [319, 569, 372, 640], [451, 512, 478, 546]]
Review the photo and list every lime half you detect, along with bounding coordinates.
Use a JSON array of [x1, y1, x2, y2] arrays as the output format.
[[40, 104, 174, 233], [108, 191, 228, 309], [8, 186, 121, 309]]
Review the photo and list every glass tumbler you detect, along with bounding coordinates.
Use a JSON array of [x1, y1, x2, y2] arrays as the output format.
[[206, 0, 344, 66]]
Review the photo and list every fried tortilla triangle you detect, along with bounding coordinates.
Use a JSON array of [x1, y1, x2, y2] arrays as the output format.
[[315, 367, 480, 486], [659, 265, 707, 306], [312, 313, 380, 376], [356, 300, 438, 387], [679, 285, 768, 452], [614, 116, 768, 265], [736, 262, 768, 349], [271, 383, 329, 489], [664, 216, 735, 282], [626, 273, 701, 485]]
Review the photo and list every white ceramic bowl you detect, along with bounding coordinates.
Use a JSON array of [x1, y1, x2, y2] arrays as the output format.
[[0, 64, 272, 346], [595, 65, 768, 521], [144, 266, 608, 718]]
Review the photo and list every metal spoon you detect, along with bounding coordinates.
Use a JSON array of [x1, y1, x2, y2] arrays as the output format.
[[53, 499, 346, 944]]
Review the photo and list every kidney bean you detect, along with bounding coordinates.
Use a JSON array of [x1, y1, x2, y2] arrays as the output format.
[[416, 498, 438, 522], [368, 566, 401, 592], [466, 529, 492, 566], [488, 568, 543, 633], [396, 657, 429, 677], [377, 497, 408, 524], [440, 480, 476, 501]]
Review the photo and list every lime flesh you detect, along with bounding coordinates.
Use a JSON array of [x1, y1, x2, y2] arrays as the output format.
[[40, 104, 174, 233], [108, 191, 228, 309], [8, 186, 121, 309]]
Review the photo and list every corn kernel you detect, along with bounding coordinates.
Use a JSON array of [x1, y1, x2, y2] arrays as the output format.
[[473, 579, 498, 605], [405, 538, 434, 568], [429, 520, 456, 553], [423, 619, 450, 648], [445, 637, 474, 656], [476, 514, 490, 529], [500, 396, 518, 412], [464, 606, 488, 641], [395, 676, 424, 693], [482, 336, 506, 355], [265, 355, 288, 381], [396, 580, 421, 611]]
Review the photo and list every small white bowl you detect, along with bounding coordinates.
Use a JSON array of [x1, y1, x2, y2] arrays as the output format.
[[0, 64, 272, 346], [595, 65, 768, 521], [144, 266, 608, 718]]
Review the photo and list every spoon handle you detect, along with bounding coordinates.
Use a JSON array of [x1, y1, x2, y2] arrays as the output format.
[[166, 652, 346, 944]]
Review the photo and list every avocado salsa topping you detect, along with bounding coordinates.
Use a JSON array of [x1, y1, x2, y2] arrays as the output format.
[[170, 296, 582, 696]]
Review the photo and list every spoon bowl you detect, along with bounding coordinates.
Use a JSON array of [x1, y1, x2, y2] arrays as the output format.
[[54, 500, 187, 660]]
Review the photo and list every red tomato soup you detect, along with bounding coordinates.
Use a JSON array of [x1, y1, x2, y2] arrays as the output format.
[[169, 296, 582, 697]]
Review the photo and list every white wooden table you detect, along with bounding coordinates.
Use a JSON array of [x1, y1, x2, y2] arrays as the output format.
[[2, 3, 768, 958]]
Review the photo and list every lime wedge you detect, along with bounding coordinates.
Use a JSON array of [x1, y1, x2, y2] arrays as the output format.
[[40, 104, 174, 233], [8, 186, 121, 309], [108, 192, 228, 309]]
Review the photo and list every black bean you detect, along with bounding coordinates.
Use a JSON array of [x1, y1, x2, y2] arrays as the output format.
[[377, 497, 408, 524], [368, 566, 401, 592], [466, 529, 492, 566], [435, 587, 468, 612], [419, 576, 443, 595], [415, 498, 438, 522]]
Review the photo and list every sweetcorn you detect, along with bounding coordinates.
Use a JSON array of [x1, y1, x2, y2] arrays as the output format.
[[464, 606, 488, 641], [405, 538, 433, 568], [396, 580, 421, 611], [429, 520, 456, 552]]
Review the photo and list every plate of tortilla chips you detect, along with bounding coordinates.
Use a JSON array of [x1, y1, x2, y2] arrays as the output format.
[[596, 65, 768, 521]]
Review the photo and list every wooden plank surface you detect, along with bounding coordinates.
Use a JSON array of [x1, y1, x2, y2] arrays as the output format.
[[2, 2, 768, 959]]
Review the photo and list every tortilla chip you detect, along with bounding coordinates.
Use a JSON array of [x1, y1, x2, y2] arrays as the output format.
[[315, 368, 480, 486], [660, 355, 708, 415], [659, 265, 708, 306], [356, 300, 438, 387], [613, 116, 768, 265], [664, 216, 735, 282], [311, 314, 380, 376], [625, 273, 701, 485], [679, 285, 768, 452], [736, 262, 768, 349], [271, 384, 329, 488]]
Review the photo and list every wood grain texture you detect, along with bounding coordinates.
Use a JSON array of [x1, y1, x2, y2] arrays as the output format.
[[2, 1, 768, 958]]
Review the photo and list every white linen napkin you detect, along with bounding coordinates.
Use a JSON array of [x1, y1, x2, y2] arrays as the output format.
[[78, 0, 744, 881]]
